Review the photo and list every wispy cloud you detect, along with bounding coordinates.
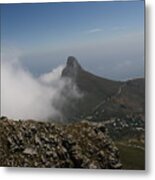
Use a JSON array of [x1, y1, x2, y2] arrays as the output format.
[[86, 28, 103, 34], [112, 26, 126, 31]]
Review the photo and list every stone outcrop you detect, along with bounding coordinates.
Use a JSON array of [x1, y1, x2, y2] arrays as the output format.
[[0, 117, 122, 169], [61, 56, 82, 80]]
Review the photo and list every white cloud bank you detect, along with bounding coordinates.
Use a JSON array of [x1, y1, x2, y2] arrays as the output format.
[[1, 48, 81, 121]]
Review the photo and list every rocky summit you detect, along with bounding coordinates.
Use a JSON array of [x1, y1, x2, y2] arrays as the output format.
[[61, 56, 82, 80], [0, 117, 122, 169]]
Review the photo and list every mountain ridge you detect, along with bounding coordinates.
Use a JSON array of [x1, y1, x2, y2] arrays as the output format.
[[60, 56, 145, 121]]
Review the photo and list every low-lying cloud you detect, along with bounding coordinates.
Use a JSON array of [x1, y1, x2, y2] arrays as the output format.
[[1, 48, 82, 121]]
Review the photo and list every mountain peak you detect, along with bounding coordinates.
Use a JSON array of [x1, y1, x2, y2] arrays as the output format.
[[66, 56, 81, 69], [61, 56, 82, 79]]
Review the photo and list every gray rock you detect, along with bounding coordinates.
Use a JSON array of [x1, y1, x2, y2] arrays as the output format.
[[111, 162, 122, 169], [35, 135, 41, 145], [23, 148, 37, 155], [88, 161, 99, 169], [0, 118, 122, 169]]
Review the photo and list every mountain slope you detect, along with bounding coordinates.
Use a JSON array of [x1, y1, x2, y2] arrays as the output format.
[[92, 78, 145, 120], [61, 56, 145, 121], [61, 56, 121, 119]]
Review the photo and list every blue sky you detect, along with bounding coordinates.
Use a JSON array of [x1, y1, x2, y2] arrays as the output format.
[[1, 1, 144, 80]]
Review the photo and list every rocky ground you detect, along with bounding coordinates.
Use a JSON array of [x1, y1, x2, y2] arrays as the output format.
[[0, 117, 122, 169]]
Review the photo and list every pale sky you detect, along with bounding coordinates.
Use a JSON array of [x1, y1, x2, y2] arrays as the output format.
[[1, 1, 144, 80]]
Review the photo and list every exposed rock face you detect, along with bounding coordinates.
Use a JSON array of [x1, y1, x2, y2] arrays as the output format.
[[61, 56, 82, 80], [0, 117, 122, 169]]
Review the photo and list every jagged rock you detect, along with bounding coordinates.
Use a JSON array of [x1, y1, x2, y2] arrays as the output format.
[[88, 161, 100, 169], [111, 162, 122, 169], [61, 56, 82, 79], [23, 148, 37, 155], [34, 162, 38, 167], [7, 137, 14, 145], [34, 135, 41, 145], [0, 117, 122, 169], [46, 150, 54, 157], [30, 125, 37, 133], [41, 155, 46, 163]]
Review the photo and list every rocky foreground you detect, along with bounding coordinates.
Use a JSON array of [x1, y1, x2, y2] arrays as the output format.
[[0, 117, 122, 169]]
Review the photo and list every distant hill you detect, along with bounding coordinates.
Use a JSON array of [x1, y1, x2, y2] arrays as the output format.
[[61, 56, 145, 122]]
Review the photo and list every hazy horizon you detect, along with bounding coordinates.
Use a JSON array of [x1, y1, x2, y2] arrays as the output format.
[[1, 1, 144, 81]]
